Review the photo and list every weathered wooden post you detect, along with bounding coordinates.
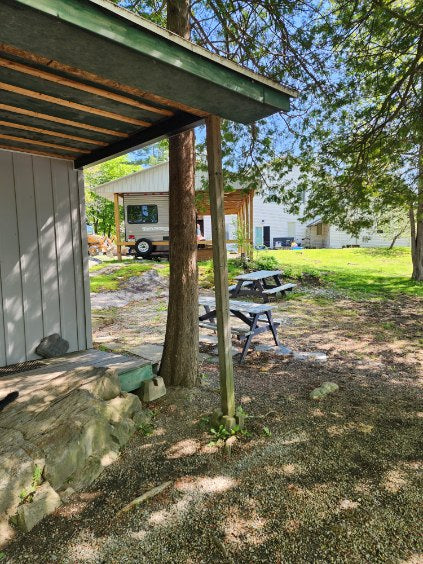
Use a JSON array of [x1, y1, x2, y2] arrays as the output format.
[[206, 115, 236, 428], [113, 193, 122, 261]]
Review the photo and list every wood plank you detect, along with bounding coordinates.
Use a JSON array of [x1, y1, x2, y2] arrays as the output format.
[[114, 193, 122, 261], [0, 150, 26, 364], [77, 171, 92, 349], [0, 43, 208, 118], [51, 159, 79, 351], [33, 156, 61, 338], [0, 57, 174, 117], [13, 152, 44, 360], [69, 166, 87, 350], [235, 270, 282, 281], [206, 114, 235, 419], [0, 143, 72, 160], [0, 260, 6, 367], [0, 81, 152, 127], [0, 119, 107, 146], [0, 132, 89, 153], [0, 103, 127, 137]]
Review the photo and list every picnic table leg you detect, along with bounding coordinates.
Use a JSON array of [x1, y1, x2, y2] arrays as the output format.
[[232, 280, 243, 297], [240, 314, 259, 364], [266, 311, 281, 347], [255, 280, 268, 303]]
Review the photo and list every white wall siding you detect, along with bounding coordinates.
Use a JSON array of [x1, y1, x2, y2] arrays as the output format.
[[0, 150, 91, 366], [328, 226, 410, 249], [253, 195, 307, 246]]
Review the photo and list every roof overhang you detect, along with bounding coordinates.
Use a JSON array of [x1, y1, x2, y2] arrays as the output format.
[[0, 0, 297, 168]]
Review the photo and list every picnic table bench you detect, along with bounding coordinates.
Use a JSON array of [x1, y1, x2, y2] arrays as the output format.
[[229, 270, 296, 302], [199, 296, 281, 363]]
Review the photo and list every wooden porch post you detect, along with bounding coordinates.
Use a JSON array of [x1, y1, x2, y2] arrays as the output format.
[[206, 115, 236, 423], [114, 193, 122, 261], [249, 191, 254, 259]]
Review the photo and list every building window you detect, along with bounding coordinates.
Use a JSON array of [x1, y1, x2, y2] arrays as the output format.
[[127, 204, 158, 224], [316, 223, 323, 236], [287, 222, 296, 237]]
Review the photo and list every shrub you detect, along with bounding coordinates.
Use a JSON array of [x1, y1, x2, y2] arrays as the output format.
[[253, 254, 281, 271]]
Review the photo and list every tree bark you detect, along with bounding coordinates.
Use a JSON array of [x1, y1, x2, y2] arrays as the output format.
[[160, 0, 199, 387], [410, 143, 423, 281]]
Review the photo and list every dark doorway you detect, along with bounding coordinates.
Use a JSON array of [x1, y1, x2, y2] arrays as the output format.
[[263, 225, 271, 248]]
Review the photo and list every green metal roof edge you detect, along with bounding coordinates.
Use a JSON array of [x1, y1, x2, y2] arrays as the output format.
[[12, 0, 296, 113]]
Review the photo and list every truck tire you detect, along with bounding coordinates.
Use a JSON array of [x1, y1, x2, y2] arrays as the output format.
[[135, 238, 153, 258]]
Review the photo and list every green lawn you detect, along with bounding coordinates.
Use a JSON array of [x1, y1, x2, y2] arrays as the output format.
[[89, 247, 422, 298], [262, 247, 422, 298]]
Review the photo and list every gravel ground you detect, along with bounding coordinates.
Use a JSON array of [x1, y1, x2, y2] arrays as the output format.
[[4, 288, 422, 563]]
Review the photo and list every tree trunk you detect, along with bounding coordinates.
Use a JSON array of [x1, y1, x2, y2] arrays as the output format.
[[410, 143, 423, 281], [388, 230, 404, 250], [160, 0, 199, 387]]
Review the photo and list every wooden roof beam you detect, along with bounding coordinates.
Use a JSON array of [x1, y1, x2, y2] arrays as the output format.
[[0, 43, 208, 118], [0, 144, 73, 160], [0, 133, 89, 153], [0, 120, 108, 146], [0, 103, 128, 137], [0, 56, 174, 117], [0, 82, 152, 127]]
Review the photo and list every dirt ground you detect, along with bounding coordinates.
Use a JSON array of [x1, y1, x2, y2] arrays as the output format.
[[4, 277, 423, 563]]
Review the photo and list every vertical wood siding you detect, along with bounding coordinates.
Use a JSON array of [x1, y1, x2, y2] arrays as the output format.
[[0, 150, 91, 366]]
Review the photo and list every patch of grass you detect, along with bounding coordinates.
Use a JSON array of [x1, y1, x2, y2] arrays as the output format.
[[198, 258, 244, 288], [261, 247, 423, 298], [89, 262, 155, 292]]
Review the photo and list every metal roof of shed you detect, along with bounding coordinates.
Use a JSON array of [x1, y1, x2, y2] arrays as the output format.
[[0, 0, 297, 168]]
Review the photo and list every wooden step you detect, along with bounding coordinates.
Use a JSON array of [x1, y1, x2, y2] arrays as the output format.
[[262, 283, 296, 295]]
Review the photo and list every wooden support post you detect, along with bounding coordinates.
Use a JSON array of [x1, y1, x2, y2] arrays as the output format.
[[249, 191, 254, 259], [206, 115, 235, 422], [114, 193, 122, 261]]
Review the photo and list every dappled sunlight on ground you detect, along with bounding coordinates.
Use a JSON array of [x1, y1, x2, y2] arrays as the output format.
[[4, 262, 422, 562]]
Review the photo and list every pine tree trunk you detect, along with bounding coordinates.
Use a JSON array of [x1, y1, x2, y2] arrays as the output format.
[[160, 0, 199, 387], [410, 143, 423, 281]]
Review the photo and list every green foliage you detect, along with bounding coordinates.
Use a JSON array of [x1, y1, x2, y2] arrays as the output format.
[[252, 253, 281, 272], [84, 155, 141, 237], [19, 465, 43, 504], [208, 424, 250, 445], [262, 426, 272, 437], [137, 422, 154, 436]]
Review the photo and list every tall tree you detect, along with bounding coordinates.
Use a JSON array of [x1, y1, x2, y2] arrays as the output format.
[[284, 1, 423, 280], [159, 0, 199, 387], [84, 155, 140, 236]]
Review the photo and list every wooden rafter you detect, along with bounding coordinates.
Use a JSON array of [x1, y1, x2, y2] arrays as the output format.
[[0, 120, 108, 146], [0, 143, 72, 160], [0, 133, 89, 154], [0, 43, 208, 118], [0, 103, 128, 137], [0, 82, 152, 127], [0, 57, 174, 117]]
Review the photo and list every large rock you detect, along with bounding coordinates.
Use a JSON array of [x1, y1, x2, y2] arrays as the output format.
[[15, 482, 61, 532], [0, 429, 43, 518], [36, 334, 69, 358]]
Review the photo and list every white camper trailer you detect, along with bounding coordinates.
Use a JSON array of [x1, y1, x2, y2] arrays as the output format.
[[95, 163, 254, 259], [123, 192, 170, 257]]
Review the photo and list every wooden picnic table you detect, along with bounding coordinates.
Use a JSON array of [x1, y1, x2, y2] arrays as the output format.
[[229, 269, 296, 302], [199, 296, 281, 363]]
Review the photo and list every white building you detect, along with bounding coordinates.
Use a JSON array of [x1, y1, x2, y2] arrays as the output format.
[[95, 162, 410, 249]]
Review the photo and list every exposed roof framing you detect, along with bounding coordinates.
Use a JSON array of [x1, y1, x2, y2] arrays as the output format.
[[0, 0, 298, 168]]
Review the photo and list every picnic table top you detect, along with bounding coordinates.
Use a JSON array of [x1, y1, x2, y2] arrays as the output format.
[[199, 296, 273, 314], [235, 270, 282, 281]]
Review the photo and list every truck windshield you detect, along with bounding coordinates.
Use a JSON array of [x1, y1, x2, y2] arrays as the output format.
[[127, 204, 158, 224]]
